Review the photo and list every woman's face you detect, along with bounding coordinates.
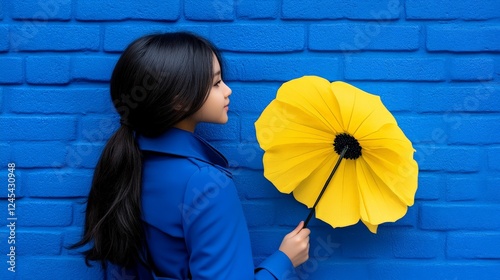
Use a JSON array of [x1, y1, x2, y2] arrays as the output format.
[[173, 54, 232, 132], [191, 55, 232, 125]]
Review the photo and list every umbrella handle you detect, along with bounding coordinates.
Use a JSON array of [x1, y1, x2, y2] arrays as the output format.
[[304, 207, 316, 228], [303, 145, 348, 228]]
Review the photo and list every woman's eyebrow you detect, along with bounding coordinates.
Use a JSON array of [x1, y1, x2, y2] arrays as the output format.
[[213, 70, 221, 77]]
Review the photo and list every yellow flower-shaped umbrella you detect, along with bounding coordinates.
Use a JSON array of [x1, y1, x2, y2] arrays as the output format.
[[255, 76, 418, 233]]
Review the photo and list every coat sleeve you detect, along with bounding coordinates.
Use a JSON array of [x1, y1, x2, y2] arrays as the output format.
[[255, 250, 295, 279], [181, 167, 294, 280]]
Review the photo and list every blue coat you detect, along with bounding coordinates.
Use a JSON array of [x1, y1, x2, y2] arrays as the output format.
[[132, 128, 294, 279]]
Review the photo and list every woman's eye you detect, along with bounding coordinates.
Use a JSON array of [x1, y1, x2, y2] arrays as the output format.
[[214, 80, 222, 87]]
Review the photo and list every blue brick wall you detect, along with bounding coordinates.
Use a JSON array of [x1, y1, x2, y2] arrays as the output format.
[[0, 0, 499, 279]]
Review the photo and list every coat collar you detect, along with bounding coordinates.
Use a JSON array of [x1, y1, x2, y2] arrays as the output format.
[[136, 128, 231, 177]]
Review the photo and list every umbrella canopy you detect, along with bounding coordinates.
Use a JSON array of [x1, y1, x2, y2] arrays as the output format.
[[255, 76, 418, 233]]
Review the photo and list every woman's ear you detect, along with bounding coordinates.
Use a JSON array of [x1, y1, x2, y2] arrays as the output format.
[[173, 102, 190, 112], [172, 95, 192, 112], [172, 95, 183, 111]]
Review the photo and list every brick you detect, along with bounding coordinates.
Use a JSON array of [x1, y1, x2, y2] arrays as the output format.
[[415, 174, 442, 200], [372, 262, 500, 280], [448, 116, 500, 144], [0, 87, 3, 112], [406, 0, 500, 20], [130, 0, 181, 21], [296, 262, 373, 280], [0, 166, 25, 198], [225, 55, 340, 81], [229, 85, 278, 113], [250, 228, 291, 256], [350, 82, 416, 112], [274, 197, 314, 227], [451, 58, 495, 81], [0, 116, 76, 141], [233, 170, 284, 199], [395, 115, 448, 144], [237, 0, 279, 19], [392, 232, 442, 259], [17, 201, 73, 226], [416, 85, 499, 113], [283, 0, 401, 20], [217, 143, 264, 169], [76, 0, 128, 21], [241, 115, 259, 142], [72, 55, 118, 81], [446, 176, 482, 201], [11, 0, 72, 20], [103, 25, 210, 52], [63, 228, 84, 255], [26, 170, 92, 198], [17, 230, 62, 255], [427, 25, 500, 52], [241, 201, 275, 226], [6, 87, 112, 114], [448, 232, 500, 258], [486, 177, 500, 202], [76, 0, 128, 20], [345, 57, 446, 81], [0, 143, 9, 167], [11, 24, 99, 51], [339, 228, 393, 258], [419, 203, 500, 230], [66, 142, 105, 168], [195, 113, 239, 141], [1, 200, 13, 220], [414, 145, 481, 172], [11, 142, 68, 168], [72, 200, 87, 227], [307, 229, 342, 259], [0, 24, 8, 51], [185, 0, 234, 21], [489, 147, 500, 171], [298, 265, 333, 280], [0, 0, 3, 19], [0, 57, 23, 84], [26, 56, 70, 84], [13, 257, 102, 279], [78, 115, 119, 143], [76, 0, 180, 21], [309, 24, 419, 51], [211, 24, 305, 52]]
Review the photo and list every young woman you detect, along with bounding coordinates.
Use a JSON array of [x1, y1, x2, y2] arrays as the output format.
[[72, 32, 310, 279]]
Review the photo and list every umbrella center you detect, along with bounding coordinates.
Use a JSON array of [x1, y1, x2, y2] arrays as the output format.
[[334, 133, 362, 160]]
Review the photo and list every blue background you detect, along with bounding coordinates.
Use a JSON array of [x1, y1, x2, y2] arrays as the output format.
[[1, 0, 500, 279]]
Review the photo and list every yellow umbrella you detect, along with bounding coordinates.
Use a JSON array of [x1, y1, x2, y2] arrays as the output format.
[[255, 76, 418, 233]]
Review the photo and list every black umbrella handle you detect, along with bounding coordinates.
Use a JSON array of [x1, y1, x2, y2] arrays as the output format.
[[304, 208, 316, 228], [303, 145, 348, 228]]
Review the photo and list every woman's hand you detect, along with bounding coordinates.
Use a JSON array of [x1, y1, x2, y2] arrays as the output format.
[[278, 221, 311, 267]]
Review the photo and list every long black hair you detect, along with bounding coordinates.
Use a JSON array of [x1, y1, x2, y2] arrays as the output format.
[[70, 32, 223, 268]]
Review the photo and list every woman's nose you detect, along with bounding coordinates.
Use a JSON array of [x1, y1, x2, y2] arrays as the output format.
[[225, 82, 232, 97]]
